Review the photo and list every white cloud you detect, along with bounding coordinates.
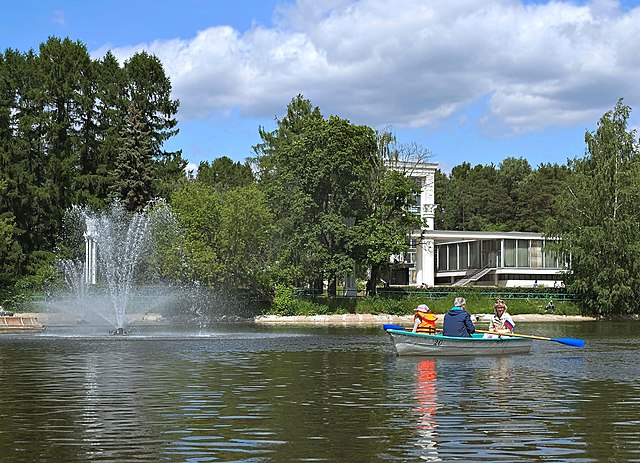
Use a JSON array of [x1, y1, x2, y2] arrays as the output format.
[[99, 0, 640, 136], [51, 10, 66, 26]]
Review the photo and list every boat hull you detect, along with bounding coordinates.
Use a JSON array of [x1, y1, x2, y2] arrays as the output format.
[[386, 329, 532, 356]]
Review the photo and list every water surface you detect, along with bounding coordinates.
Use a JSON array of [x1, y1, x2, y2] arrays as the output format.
[[0, 321, 638, 462]]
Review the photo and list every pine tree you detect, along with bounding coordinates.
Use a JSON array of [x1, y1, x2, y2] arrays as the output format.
[[111, 106, 156, 212]]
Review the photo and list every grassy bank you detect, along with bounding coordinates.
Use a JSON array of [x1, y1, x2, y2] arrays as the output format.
[[263, 289, 582, 317]]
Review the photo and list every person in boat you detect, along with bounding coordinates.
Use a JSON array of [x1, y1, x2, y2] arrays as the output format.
[[412, 304, 437, 334], [483, 299, 515, 338], [442, 297, 475, 338]]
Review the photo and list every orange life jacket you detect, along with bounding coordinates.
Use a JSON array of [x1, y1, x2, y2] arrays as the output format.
[[415, 310, 437, 334]]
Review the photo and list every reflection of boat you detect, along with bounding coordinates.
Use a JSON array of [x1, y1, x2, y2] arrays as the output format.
[[416, 359, 438, 421], [385, 327, 532, 356], [415, 359, 439, 458], [0, 313, 45, 332]]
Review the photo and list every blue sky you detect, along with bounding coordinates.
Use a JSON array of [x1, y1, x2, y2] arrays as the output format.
[[2, 0, 640, 173]]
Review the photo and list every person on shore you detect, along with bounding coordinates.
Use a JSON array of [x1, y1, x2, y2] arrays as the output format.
[[545, 300, 555, 311], [483, 299, 515, 338], [412, 304, 437, 334], [365, 279, 373, 296], [442, 297, 475, 338]]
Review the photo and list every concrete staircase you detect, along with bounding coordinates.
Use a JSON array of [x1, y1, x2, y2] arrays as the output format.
[[453, 266, 493, 286]]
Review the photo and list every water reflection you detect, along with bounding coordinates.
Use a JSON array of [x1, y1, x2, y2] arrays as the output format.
[[415, 359, 440, 460], [0, 322, 640, 461]]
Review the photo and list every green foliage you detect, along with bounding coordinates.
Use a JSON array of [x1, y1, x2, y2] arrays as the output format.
[[0, 37, 181, 290], [266, 286, 328, 316], [547, 99, 640, 315], [170, 181, 276, 295], [437, 162, 512, 231], [261, 291, 582, 316], [197, 156, 254, 190], [111, 106, 156, 211], [435, 158, 570, 233], [255, 96, 422, 294], [255, 96, 379, 291], [13, 250, 59, 292]]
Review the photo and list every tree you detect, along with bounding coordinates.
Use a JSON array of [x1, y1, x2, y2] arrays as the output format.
[[169, 182, 275, 294], [257, 108, 379, 294], [436, 162, 511, 231], [197, 156, 254, 190], [353, 129, 423, 290], [253, 95, 326, 289], [548, 99, 640, 315], [255, 97, 423, 295], [111, 106, 156, 212], [512, 163, 570, 232], [0, 38, 183, 293]]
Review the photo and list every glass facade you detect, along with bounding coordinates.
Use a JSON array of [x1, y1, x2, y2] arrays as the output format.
[[436, 238, 563, 271]]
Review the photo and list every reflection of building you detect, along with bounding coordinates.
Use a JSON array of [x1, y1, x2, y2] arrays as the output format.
[[389, 161, 565, 287]]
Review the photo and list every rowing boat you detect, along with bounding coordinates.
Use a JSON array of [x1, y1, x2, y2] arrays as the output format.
[[384, 326, 532, 356]]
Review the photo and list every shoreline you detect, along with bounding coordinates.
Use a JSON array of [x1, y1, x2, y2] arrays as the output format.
[[19, 311, 599, 327], [254, 313, 597, 326]]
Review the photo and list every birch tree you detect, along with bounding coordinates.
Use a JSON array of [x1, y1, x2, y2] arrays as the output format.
[[548, 99, 640, 315]]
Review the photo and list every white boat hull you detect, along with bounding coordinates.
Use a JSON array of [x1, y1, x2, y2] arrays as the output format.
[[387, 329, 532, 356]]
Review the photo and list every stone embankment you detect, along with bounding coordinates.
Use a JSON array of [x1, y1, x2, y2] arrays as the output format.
[[254, 313, 596, 326], [20, 312, 597, 327]]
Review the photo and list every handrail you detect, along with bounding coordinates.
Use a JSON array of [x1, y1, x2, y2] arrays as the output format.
[[293, 288, 578, 300]]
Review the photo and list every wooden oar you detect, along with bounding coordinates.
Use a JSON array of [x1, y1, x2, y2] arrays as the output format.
[[475, 329, 585, 348]]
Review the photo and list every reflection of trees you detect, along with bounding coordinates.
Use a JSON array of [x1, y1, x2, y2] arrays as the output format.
[[0, 344, 166, 461], [260, 348, 398, 461], [553, 379, 639, 462]]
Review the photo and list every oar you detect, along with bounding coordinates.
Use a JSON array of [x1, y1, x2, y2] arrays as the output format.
[[475, 329, 585, 348], [383, 324, 407, 331]]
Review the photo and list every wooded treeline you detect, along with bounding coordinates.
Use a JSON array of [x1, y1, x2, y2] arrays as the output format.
[[2, 38, 640, 315], [0, 37, 186, 293]]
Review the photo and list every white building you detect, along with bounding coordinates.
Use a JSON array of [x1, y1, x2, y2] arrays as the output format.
[[389, 161, 565, 288]]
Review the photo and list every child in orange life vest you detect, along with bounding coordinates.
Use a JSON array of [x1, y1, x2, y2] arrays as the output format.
[[412, 304, 437, 334]]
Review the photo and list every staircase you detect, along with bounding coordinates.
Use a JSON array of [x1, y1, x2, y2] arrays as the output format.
[[453, 266, 493, 286]]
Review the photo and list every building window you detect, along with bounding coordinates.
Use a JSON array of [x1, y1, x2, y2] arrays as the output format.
[[530, 240, 543, 268], [504, 239, 516, 267], [438, 246, 447, 271], [447, 244, 458, 270], [459, 243, 469, 270], [517, 240, 529, 267], [469, 241, 480, 268]]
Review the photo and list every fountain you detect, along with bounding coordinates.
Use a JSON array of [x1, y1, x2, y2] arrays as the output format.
[[49, 199, 259, 336], [56, 199, 180, 334]]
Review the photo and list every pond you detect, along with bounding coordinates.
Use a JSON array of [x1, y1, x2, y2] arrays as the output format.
[[0, 321, 638, 462]]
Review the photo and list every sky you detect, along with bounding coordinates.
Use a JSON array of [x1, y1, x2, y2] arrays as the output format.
[[2, 0, 640, 174]]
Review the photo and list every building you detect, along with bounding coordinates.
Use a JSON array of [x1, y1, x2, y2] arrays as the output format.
[[389, 160, 565, 287]]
